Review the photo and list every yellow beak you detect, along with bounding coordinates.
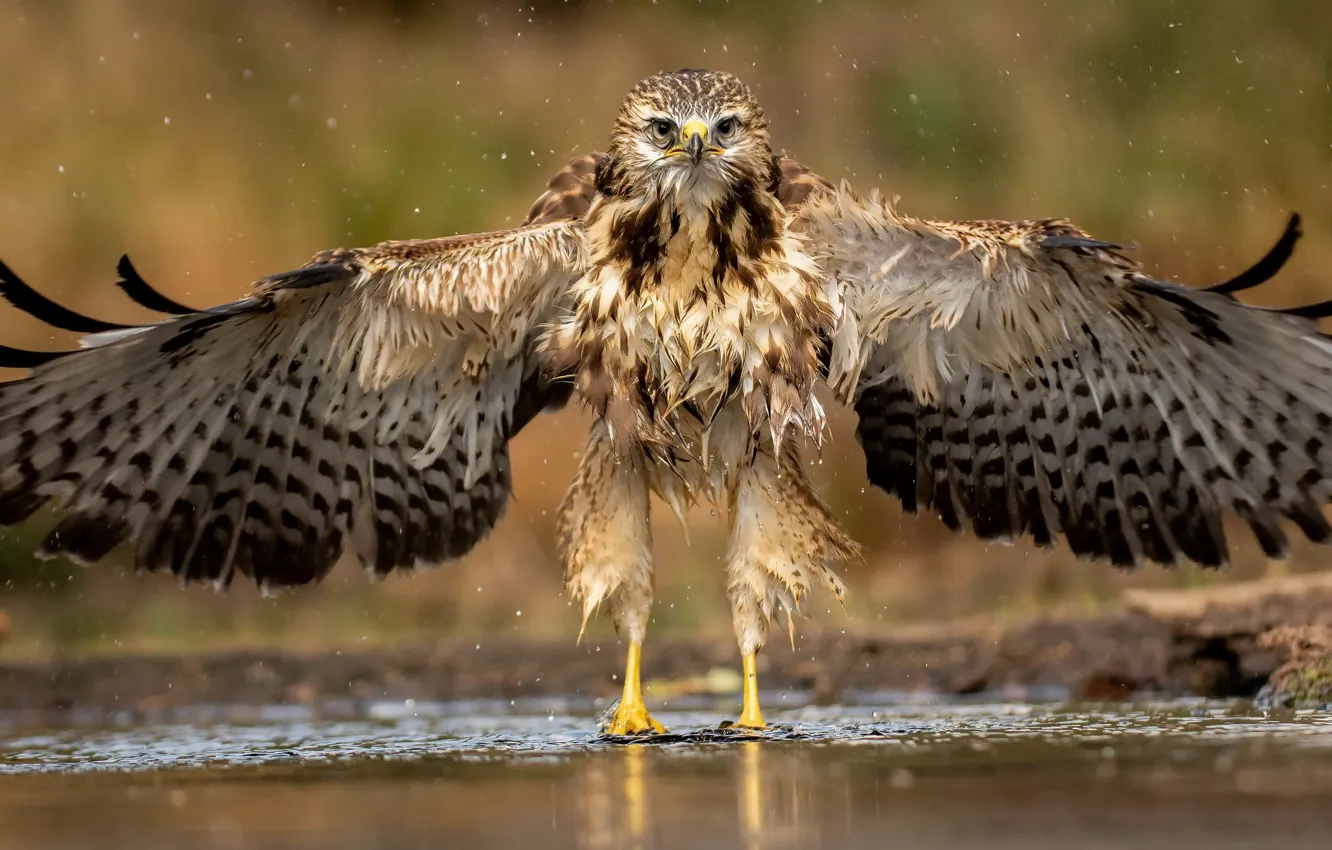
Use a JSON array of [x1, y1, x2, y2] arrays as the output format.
[[681, 119, 708, 142], [681, 119, 708, 164]]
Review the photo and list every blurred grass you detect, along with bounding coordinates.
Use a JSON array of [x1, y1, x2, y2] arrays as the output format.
[[1, 0, 1332, 657]]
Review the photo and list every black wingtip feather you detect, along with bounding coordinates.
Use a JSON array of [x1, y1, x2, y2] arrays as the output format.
[[0, 490, 49, 525], [1277, 298, 1332, 320], [1205, 212, 1302, 295], [854, 382, 920, 512], [115, 254, 199, 315], [41, 513, 130, 564], [1286, 498, 1332, 545], [0, 258, 133, 333], [0, 344, 72, 370], [1234, 503, 1291, 560]]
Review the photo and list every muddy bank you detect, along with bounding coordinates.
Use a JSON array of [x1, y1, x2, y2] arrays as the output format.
[[3, 576, 1332, 718]]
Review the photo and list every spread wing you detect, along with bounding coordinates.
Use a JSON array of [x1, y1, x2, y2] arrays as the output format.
[[802, 186, 1332, 568], [522, 152, 834, 224], [0, 220, 585, 590]]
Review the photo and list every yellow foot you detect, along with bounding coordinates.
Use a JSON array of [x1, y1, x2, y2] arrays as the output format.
[[731, 650, 767, 730], [721, 718, 768, 731], [603, 699, 667, 736], [600, 640, 667, 736]]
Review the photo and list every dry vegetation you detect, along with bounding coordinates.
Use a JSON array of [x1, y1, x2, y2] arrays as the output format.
[[1, 0, 1331, 656]]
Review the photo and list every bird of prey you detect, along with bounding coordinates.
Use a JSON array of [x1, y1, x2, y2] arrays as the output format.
[[0, 68, 1329, 735]]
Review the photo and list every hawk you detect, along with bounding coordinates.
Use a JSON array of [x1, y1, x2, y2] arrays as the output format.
[[0, 69, 1329, 735]]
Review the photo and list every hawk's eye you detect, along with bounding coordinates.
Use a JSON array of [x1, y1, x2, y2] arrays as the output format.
[[715, 117, 738, 140], [648, 118, 675, 145]]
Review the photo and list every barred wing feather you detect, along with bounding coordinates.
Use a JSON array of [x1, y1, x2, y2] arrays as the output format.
[[802, 187, 1332, 568], [0, 220, 585, 590]]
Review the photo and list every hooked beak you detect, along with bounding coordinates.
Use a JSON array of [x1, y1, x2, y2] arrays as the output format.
[[681, 119, 708, 165]]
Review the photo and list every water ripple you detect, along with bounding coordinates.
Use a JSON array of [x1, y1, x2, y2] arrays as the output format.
[[4, 699, 1331, 774]]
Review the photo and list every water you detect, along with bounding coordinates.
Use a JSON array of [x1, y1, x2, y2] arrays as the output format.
[[3, 699, 1332, 849]]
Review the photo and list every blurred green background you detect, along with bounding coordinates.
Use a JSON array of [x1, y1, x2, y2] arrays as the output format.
[[1, 0, 1331, 657]]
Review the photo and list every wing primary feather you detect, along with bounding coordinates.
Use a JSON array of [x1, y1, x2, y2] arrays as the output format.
[[1043, 359, 1103, 559], [123, 356, 239, 574], [1204, 212, 1302, 295], [115, 255, 199, 315], [0, 259, 134, 333], [210, 349, 319, 586], [958, 371, 1005, 538], [254, 344, 332, 589], [853, 379, 918, 511], [0, 345, 72, 370], [921, 403, 964, 531], [174, 372, 274, 587], [1276, 299, 1332, 320], [36, 337, 231, 565], [997, 375, 1052, 547]]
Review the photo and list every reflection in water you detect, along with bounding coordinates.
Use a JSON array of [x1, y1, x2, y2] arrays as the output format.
[[626, 746, 647, 845], [576, 746, 649, 850], [740, 740, 809, 850], [740, 742, 764, 849], [574, 740, 817, 849], [740, 741, 819, 850]]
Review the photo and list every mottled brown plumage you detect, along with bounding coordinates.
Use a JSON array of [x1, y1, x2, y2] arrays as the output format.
[[522, 151, 833, 227], [2, 70, 1331, 734], [536, 73, 856, 732]]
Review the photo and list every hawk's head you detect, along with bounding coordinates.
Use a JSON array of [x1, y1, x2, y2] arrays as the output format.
[[601, 69, 772, 203]]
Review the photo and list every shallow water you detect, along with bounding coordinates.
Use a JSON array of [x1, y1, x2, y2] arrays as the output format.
[[3, 699, 1332, 849]]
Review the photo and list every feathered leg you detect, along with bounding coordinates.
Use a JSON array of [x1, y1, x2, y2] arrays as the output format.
[[557, 421, 663, 735], [724, 440, 860, 728]]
